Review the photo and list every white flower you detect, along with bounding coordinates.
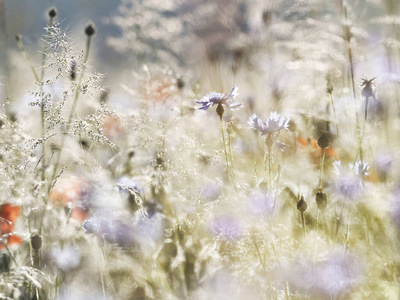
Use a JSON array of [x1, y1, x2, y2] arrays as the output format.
[[195, 85, 241, 111], [248, 112, 290, 135]]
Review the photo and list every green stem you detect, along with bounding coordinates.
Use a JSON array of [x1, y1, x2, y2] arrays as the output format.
[[3, 242, 18, 267], [16, 37, 40, 82], [220, 116, 230, 172], [353, 97, 369, 164], [319, 148, 326, 189], [249, 228, 267, 274], [301, 212, 306, 238], [329, 92, 340, 140], [40, 17, 53, 192]]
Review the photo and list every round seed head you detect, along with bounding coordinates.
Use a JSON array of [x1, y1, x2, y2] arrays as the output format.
[[48, 8, 57, 18], [85, 22, 96, 37], [31, 234, 42, 251]]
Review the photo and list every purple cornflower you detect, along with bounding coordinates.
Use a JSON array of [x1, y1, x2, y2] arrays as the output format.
[[248, 112, 290, 136], [248, 112, 290, 151], [195, 86, 241, 112]]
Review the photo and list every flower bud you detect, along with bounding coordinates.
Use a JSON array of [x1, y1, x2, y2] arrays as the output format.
[[315, 190, 327, 210], [31, 234, 42, 251], [176, 78, 184, 90], [326, 79, 333, 94], [317, 133, 329, 149], [297, 195, 307, 213]]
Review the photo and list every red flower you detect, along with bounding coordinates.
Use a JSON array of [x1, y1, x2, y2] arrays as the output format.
[[0, 204, 22, 249]]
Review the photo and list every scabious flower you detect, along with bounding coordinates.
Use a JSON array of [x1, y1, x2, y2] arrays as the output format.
[[333, 160, 369, 200], [195, 86, 241, 113], [314, 251, 362, 297], [277, 250, 362, 298], [209, 214, 243, 241], [247, 189, 275, 215]]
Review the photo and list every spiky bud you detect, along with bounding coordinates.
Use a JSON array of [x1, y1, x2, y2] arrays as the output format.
[[317, 133, 329, 149], [315, 190, 327, 210], [85, 22, 96, 37], [48, 8, 57, 18], [297, 195, 307, 213], [31, 234, 42, 251]]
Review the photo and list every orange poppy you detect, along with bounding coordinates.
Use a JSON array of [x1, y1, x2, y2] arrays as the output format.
[[0, 204, 22, 249], [49, 177, 91, 224]]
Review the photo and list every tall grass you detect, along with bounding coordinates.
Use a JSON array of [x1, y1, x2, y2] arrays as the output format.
[[0, 1, 399, 299]]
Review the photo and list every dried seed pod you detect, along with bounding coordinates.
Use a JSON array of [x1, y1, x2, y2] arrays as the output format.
[[316, 190, 327, 210], [31, 234, 42, 251], [297, 195, 307, 213]]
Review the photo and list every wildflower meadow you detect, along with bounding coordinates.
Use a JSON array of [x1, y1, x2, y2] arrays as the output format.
[[1, 0, 400, 299]]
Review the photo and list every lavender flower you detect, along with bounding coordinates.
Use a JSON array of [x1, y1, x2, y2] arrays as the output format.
[[195, 86, 241, 111], [248, 112, 290, 136]]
